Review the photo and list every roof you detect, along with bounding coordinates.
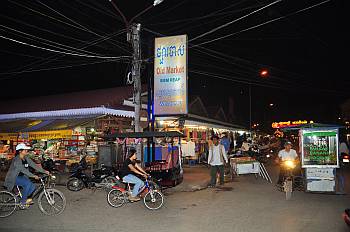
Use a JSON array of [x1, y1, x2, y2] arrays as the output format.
[[0, 107, 134, 121], [0, 118, 96, 133], [0, 85, 146, 114], [104, 131, 185, 139]]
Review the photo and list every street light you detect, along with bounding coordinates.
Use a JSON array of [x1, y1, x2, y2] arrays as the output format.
[[154, 0, 164, 6]]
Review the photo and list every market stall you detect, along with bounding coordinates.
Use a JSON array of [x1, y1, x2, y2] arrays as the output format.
[[301, 128, 339, 193], [282, 123, 343, 193]]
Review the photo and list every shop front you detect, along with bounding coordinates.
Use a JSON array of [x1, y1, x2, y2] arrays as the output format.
[[0, 107, 135, 172]]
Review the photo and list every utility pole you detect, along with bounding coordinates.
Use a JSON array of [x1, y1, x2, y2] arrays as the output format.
[[128, 23, 142, 132]]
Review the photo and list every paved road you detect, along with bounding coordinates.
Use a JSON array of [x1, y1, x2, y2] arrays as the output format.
[[1, 165, 349, 232]]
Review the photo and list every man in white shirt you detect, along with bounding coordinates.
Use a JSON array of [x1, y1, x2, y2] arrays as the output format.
[[208, 135, 228, 187], [276, 141, 298, 185]]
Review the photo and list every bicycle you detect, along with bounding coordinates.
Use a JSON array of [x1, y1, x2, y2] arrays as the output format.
[[0, 175, 66, 217], [107, 176, 164, 210]]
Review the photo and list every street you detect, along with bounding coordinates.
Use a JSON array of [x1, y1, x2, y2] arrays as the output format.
[[1, 165, 349, 232]]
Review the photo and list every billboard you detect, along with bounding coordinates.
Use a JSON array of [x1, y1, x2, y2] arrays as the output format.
[[154, 35, 188, 116], [301, 129, 339, 168]]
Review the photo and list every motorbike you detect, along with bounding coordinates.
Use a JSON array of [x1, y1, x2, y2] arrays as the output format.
[[279, 160, 296, 200], [340, 153, 350, 167], [249, 145, 268, 163], [342, 208, 350, 227], [66, 156, 118, 192]]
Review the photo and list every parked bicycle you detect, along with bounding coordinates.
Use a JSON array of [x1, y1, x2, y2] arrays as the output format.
[[107, 176, 164, 210], [0, 174, 66, 217]]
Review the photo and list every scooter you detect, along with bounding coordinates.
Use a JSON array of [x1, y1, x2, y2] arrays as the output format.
[[66, 155, 118, 192]]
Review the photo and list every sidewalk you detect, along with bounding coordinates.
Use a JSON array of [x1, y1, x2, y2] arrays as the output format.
[[165, 165, 211, 193]]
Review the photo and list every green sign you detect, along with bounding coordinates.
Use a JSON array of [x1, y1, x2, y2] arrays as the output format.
[[302, 129, 339, 168]]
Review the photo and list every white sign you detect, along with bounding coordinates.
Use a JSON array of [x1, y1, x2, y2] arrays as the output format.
[[154, 35, 188, 116]]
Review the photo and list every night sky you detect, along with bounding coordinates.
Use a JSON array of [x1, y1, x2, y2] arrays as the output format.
[[0, 0, 347, 130]]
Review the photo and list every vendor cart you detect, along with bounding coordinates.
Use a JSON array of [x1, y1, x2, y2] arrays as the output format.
[[282, 123, 343, 194], [104, 131, 185, 187]]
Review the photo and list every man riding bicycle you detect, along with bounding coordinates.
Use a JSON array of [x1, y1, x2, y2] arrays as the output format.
[[119, 148, 149, 202], [3, 143, 49, 208]]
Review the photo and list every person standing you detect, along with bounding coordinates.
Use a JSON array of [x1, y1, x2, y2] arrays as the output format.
[[220, 133, 231, 155], [208, 135, 228, 187]]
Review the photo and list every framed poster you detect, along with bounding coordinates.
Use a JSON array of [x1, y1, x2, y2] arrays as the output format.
[[154, 35, 188, 116], [301, 129, 339, 168]]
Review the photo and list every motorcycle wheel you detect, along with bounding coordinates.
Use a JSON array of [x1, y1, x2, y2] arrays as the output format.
[[143, 190, 164, 210], [107, 189, 126, 208], [38, 188, 66, 216], [66, 178, 84, 191], [284, 179, 293, 200]]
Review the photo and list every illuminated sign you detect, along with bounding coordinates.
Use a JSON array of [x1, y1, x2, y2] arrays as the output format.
[[301, 129, 339, 168], [272, 120, 313, 129], [0, 130, 73, 140], [154, 35, 188, 116]]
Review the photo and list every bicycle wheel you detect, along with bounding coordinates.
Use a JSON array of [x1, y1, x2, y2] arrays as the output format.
[[107, 189, 126, 208], [38, 188, 66, 216], [0, 191, 17, 218], [143, 190, 164, 210], [101, 176, 118, 191]]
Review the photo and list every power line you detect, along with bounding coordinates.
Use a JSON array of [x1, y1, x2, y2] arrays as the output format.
[[32, 0, 131, 55], [0, 59, 120, 77], [189, 0, 282, 42], [0, 34, 131, 59], [3, 29, 126, 75], [0, 24, 101, 56], [192, 0, 332, 47]]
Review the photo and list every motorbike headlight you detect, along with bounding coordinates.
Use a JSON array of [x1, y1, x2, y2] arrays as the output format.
[[285, 160, 296, 169], [50, 175, 57, 181], [266, 154, 271, 158]]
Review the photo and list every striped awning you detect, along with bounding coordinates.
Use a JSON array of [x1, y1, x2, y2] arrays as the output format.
[[0, 107, 134, 121]]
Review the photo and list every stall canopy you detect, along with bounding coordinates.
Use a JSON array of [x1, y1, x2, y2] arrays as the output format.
[[104, 131, 185, 139], [0, 107, 134, 133]]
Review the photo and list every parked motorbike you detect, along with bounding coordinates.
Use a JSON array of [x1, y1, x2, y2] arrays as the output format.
[[340, 153, 350, 167], [249, 145, 268, 163], [66, 156, 118, 192]]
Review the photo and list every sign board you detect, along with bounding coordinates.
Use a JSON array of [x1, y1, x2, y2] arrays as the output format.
[[154, 35, 188, 116], [306, 167, 336, 192], [301, 129, 339, 168], [20, 130, 73, 140]]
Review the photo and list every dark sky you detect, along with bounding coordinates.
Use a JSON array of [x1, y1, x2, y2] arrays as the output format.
[[0, 0, 347, 129]]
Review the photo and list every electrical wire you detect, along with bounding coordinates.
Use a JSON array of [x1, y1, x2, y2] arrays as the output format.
[[3, 29, 126, 74], [32, 0, 131, 55], [148, 0, 250, 25], [0, 24, 102, 56], [0, 59, 122, 77], [189, 0, 282, 42], [0, 34, 131, 59], [191, 0, 332, 47]]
